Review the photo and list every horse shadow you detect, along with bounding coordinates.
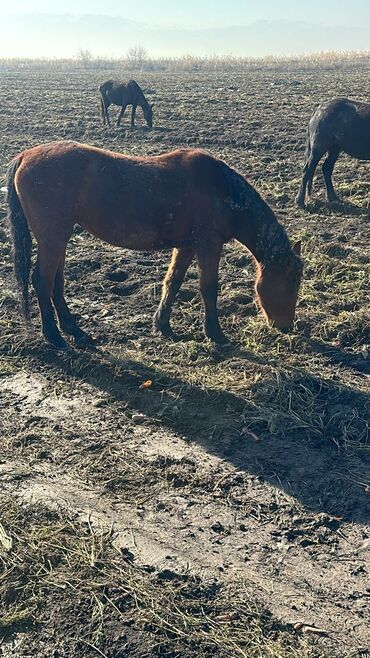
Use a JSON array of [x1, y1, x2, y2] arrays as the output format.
[[307, 337, 369, 374], [25, 341, 370, 524], [152, 126, 174, 133], [306, 198, 370, 217]]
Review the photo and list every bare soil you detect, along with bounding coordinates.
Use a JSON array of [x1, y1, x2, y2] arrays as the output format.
[[0, 65, 369, 658]]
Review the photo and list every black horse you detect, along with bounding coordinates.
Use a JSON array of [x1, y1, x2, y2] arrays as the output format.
[[296, 98, 370, 208], [99, 79, 153, 128]]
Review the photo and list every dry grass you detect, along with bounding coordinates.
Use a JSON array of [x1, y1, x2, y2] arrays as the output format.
[[0, 51, 370, 73], [0, 498, 333, 658]]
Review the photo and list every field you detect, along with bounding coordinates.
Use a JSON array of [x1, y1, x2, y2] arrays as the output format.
[[0, 63, 369, 658]]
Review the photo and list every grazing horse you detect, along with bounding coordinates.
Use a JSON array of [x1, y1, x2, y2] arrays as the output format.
[[296, 97, 370, 208], [7, 141, 302, 350], [99, 79, 153, 128]]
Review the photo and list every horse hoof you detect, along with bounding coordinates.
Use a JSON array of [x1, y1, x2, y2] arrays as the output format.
[[74, 333, 96, 350], [46, 335, 69, 350], [153, 314, 174, 339], [206, 332, 230, 345], [153, 324, 174, 339], [295, 196, 305, 209]]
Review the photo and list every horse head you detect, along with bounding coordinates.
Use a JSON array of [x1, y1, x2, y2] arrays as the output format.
[[143, 103, 154, 128], [255, 241, 303, 332]]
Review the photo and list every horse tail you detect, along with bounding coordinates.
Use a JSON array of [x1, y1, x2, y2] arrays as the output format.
[[100, 96, 106, 122], [6, 156, 32, 322], [304, 125, 315, 196], [304, 125, 311, 161], [99, 80, 112, 120], [99, 80, 112, 101]]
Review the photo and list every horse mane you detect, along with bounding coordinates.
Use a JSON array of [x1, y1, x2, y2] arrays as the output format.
[[218, 160, 293, 265], [127, 79, 150, 107]]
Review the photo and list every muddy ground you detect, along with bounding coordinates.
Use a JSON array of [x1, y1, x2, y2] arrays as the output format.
[[0, 64, 369, 658]]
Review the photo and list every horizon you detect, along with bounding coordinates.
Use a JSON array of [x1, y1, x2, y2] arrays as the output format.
[[1, 48, 370, 63]]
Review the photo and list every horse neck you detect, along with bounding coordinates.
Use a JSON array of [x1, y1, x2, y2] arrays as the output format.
[[232, 197, 291, 266], [218, 162, 291, 266], [138, 91, 149, 109]]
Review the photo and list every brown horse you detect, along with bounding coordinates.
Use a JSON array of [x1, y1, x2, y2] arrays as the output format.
[[99, 79, 153, 128], [296, 97, 370, 208], [7, 141, 302, 350]]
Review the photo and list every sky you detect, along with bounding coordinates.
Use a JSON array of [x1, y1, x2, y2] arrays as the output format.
[[3, 0, 370, 29], [1, 0, 370, 57]]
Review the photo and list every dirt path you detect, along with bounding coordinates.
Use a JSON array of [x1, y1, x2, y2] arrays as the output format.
[[1, 366, 369, 654]]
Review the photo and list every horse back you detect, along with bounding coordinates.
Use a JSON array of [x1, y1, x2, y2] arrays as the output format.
[[13, 143, 236, 250], [100, 79, 145, 106], [309, 98, 370, 158]]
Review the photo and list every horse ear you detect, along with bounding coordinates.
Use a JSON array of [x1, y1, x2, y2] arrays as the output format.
[[292, 240, 302, 256]]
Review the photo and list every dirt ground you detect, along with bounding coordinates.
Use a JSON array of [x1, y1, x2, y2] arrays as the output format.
[[0, 65, 369, 658]]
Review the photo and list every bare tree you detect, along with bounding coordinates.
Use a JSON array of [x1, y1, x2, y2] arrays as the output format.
[[126, 45, 148, 70], [76, 49, 95, 68]]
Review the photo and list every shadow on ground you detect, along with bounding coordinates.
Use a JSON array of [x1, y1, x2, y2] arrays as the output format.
[[306, 198, 370, 218], [10, 339, 370, 525]]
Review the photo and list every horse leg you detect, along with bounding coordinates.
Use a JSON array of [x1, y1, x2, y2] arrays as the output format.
[[153, 248, 194, 337], [322, 148, 340, 203], [295, 149, 322, 208], [131, 104, 137, 128], [52, 257, 94, 348], [196, 243, 227, 344], [32, 244, 68, 349], [117, 104, 127, 126]]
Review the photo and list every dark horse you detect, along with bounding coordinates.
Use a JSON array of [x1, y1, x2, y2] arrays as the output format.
[[99, 79, 153, 128], [296, 97, 370, 208], [7, 141, 302, 350]]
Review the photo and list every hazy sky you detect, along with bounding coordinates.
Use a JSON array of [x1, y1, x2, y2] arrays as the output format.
[[4, 0, 370, 28], [1, 0, 370, 58]]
